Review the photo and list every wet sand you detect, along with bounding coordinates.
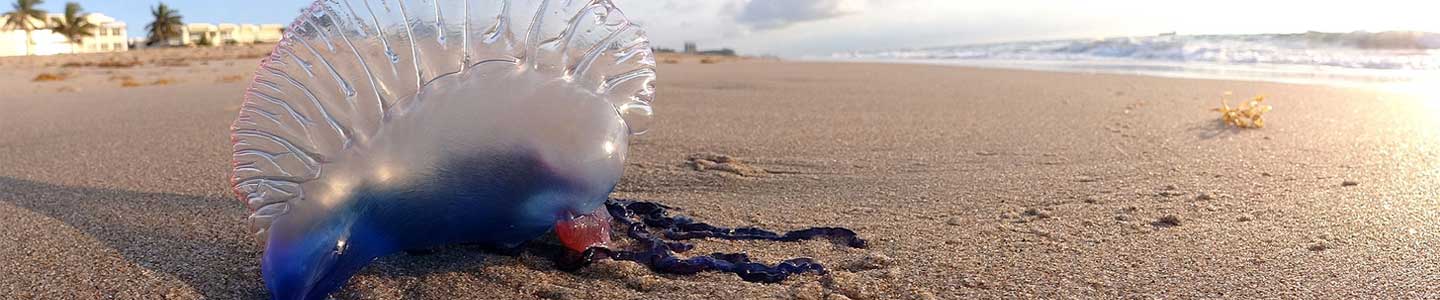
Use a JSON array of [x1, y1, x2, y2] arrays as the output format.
[[2, 47, 1439, 299]]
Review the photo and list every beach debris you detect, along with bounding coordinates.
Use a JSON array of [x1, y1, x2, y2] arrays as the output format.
[[96, 59, 142, 68], [1342, 180, 1360, 187], [687, 153, 771, 177], [1022, 207, 1052, 219], [1213, 93, 1272, 128], [1151, 215, 1182, 228], [62, 59, 142, 68], [32, 73, 68, 82], [1236, 213, 1255, 222], [117, 78, 177, 88]]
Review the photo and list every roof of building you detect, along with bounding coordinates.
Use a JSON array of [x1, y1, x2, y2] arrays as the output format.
[[187, 23, 218, 30], [0, 13, 123, 30]]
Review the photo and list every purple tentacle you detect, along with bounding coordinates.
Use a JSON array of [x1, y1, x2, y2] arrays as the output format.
[[558, 198, 866, 283]]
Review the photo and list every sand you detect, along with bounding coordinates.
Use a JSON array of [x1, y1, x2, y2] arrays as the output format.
[[2, 46, 1439, 299]]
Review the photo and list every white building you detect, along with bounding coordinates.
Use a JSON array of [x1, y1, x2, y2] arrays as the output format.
[[0, 13, 127, 56], [165, 23, 284, 47]]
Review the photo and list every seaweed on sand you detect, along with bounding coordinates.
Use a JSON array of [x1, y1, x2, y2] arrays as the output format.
[[1214, 93, 1272, 128]]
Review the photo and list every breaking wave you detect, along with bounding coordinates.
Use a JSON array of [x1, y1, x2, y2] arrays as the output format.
[[829, 31, 1440, 87]]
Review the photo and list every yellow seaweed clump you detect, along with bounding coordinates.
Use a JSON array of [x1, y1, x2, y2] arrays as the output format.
[[1214, 94, 1272, 129]]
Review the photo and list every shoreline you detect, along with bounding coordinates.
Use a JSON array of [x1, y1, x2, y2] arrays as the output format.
[[806, 57, 1440, 95], [6, 45, 1431, 95]]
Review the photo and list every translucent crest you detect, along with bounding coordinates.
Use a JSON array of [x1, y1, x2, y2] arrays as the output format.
[[230, 0, 656, 244]]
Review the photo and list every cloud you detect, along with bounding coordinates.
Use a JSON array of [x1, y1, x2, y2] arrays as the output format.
[[734, 0, 855, 30]]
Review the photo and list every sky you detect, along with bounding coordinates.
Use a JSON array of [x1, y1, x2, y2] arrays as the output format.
[[27, 0, 301, 38], [29, 0, 1440, 57]]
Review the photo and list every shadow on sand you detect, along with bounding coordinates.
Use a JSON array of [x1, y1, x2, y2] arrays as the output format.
[[1188, 119, 1247, 139], [0, 177, 576, 299], [0, 176, 268, 298]]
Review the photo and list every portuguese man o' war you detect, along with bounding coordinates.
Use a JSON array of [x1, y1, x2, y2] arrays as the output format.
[[229, 0, 863, 299]]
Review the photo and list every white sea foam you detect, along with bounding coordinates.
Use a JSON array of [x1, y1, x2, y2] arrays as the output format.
[[826, 32, 1440, 89]]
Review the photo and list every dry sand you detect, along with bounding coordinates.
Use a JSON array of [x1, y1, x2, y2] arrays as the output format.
[[2, 47, 1439, 299]]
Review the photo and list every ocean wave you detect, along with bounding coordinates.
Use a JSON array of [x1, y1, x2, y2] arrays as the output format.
[[836, 32, 1440, 71]]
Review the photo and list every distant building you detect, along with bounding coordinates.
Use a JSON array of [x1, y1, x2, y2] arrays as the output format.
[[256, 24, 285, 43], [682, 42, 697, 54], [0, 13, 128, 57], [698, 48, 737, 56], [156, 23, 284, 47]]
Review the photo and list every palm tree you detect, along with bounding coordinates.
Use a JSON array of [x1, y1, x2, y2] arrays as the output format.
[[2, 0, 47, 55], [145, 2, 182, 46], [50, 2, 95, 53]]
